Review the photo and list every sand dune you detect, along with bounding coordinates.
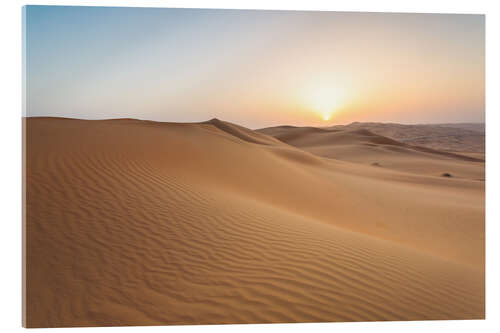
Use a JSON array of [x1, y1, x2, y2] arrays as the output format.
[[25, 117, 484, 327], [259, 125, 485, 180], [321, 122, 485, 155]]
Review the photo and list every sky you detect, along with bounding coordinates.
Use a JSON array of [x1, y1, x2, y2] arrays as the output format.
[[24, 6, 485, 128]]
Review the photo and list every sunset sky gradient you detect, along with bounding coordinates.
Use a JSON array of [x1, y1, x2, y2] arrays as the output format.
[[24, 6, 485, 128]]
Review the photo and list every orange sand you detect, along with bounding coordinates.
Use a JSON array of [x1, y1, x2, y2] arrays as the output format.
[[24, 117, 484, 327]]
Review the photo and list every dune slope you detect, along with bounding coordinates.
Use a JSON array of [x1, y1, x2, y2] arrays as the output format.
[[327, 122, 485, 154], [25, 118, 484, 327], [259, 125, 485, 180]]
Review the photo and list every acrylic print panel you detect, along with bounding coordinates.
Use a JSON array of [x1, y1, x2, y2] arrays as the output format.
[[22, 5, 485, 328]]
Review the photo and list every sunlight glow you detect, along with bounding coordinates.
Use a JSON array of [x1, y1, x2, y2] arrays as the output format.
[[304, 85, 342, 122]]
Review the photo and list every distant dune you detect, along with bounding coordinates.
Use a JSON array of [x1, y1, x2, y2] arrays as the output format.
[[258, 124, 485, 179], [25, 117, 484, 327], [309, 122, 485, 156]]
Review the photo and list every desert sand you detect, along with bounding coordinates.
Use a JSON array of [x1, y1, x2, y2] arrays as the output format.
[[24, 117, 484, 327], [326, 122, 485, 157]]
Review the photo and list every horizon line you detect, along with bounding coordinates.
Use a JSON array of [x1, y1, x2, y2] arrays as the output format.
[[23, 116, 486, 130]]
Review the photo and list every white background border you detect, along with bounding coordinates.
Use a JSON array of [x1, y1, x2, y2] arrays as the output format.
[[1, 0, 498, 331]]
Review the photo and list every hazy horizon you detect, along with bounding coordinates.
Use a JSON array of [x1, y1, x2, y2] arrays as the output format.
[[22, 115, 485, 131], [24, 6, 485, 129]]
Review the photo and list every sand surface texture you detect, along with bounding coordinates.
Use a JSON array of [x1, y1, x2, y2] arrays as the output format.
[[325, 122, 485, 156], [25, 118, 484, 327]]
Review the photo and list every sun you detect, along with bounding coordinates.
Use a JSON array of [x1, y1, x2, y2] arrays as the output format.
[[316, 101, 335, 122], [301, 81, 350, 122], [305, 86, 341, 122]]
